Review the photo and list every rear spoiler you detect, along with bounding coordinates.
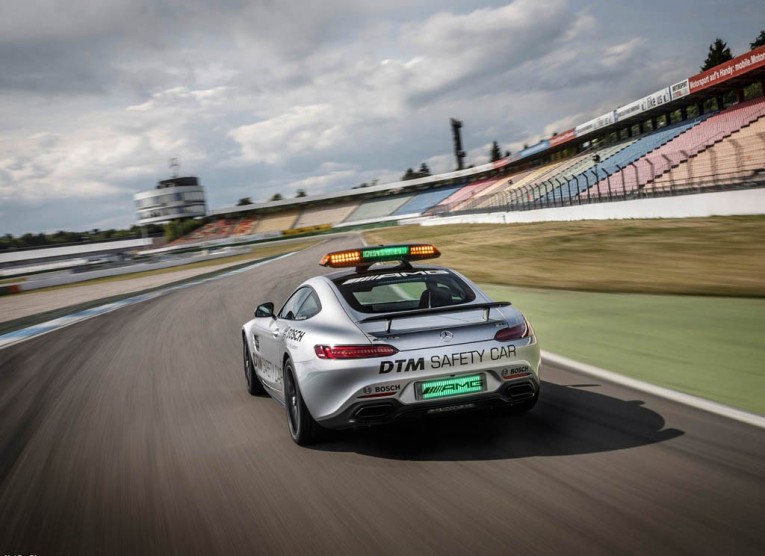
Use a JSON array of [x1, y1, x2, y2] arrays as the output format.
[[359, 302, 511, 333]]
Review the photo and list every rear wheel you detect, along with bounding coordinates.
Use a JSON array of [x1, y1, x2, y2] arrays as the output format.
[[243, 337, 265, 396], [283, 357, 322, 445]]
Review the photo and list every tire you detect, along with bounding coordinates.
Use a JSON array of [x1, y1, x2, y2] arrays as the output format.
[[283, 357, 322, 445], [243, 337, 265, 396]]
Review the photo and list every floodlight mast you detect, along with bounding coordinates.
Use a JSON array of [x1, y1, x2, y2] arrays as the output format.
[[450, 118, 465, 171]]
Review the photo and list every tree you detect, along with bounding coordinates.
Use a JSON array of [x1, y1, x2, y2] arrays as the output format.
[[751, 29, 765, 50], [295, 189, 307, 198], [418, 162, 431, 176], [164, 220, 177, 242], [402, 168, 416, 180], [269, 193, 283, 202], [236, 197, 252, 206], [489, 140, 502, 162], [701, 38, 733, 70]]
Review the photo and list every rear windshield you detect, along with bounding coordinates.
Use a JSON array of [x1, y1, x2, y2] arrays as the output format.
[[334, 269, 476, 314]]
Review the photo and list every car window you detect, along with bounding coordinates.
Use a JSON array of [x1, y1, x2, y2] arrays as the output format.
[[334, 269, 475, 314], [294, 290, 321, 320], [279, 287, 313, 320]]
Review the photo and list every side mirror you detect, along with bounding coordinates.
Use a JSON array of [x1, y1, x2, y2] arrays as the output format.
[[255, 302, 275, 318]]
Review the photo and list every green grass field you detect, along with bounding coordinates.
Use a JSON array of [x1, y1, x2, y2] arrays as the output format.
[[482, 285, 765, 415], [364, 217, 765, 415]]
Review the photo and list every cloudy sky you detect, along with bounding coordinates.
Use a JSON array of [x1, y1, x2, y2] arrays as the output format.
[[0, 0, 762, 235]]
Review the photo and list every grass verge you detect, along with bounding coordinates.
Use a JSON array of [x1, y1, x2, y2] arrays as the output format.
[[364, 216, 765, 297], [481, 285, 765, 415]]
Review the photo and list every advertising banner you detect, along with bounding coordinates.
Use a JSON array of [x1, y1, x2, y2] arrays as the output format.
[[549, 129, 576, 147], [575, 111, 615, 137], [640, 87, 671, 111], [670, 79, 690, 100], [615, 100, 643, 122], [519, 140, 550, 158], [688, 45, 765, 93]]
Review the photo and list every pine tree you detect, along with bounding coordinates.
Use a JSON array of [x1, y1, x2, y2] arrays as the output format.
[[751, 30, 765, 50], [701, 38, 733, 70], [489, 140, 503, 162]]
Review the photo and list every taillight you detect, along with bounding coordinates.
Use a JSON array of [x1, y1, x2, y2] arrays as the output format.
[[314, 344, 399, 359], [494, 319, 530, 342]]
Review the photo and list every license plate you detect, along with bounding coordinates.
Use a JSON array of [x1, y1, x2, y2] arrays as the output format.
[[416, 374, 485, 400]]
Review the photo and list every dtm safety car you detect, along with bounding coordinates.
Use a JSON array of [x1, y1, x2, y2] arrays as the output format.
[[241, 244, 541, 445]]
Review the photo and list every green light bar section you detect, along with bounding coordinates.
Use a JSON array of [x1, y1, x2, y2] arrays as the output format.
[[362, 246, 410, 260], [420, 374, 484, 400]]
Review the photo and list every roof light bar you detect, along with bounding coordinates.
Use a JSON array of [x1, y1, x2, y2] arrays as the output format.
[[320, 244, 441, 268]]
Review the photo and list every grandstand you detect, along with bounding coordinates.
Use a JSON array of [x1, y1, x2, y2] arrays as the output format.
[[164, 44, 765, 246], [548, 118, 705, 203], [231, 216, 259, 237], [253, 210, 300, 233], [427, 178, 499, 214], [293, 202, 359, 228], [343, 194, 414, 224], [476, 165, 559, 210], [585, 96, 765, 198], [649, 116, 765, 193], [393, 184, 464, 215]]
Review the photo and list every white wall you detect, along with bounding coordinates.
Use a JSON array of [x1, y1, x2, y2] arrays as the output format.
[[419, 188, 765, 226]]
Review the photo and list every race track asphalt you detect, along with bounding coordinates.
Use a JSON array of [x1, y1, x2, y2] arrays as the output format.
[[1, 235, 764, 555]]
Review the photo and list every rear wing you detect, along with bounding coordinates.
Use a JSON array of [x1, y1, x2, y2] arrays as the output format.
[[358, 302, 512, 333]]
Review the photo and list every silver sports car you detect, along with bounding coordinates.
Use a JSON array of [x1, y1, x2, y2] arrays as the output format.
[[241, 244, 541, 445]]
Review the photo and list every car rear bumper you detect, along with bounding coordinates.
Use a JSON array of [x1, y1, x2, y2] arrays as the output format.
[[317, 378, 539, 430]]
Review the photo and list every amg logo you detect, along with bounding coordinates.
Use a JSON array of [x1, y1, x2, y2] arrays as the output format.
[[344, 270, 449, 285], [422, 378, 482, 396], [379, 358, 425, 374]]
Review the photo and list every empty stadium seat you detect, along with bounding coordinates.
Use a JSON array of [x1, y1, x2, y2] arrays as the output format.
[[344, 195, 413, 223], [585, 97, 765, 198]]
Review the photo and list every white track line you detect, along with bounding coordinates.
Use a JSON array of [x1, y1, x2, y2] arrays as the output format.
[[543, 350, 765, 429], [0, 253, 294, 351]]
